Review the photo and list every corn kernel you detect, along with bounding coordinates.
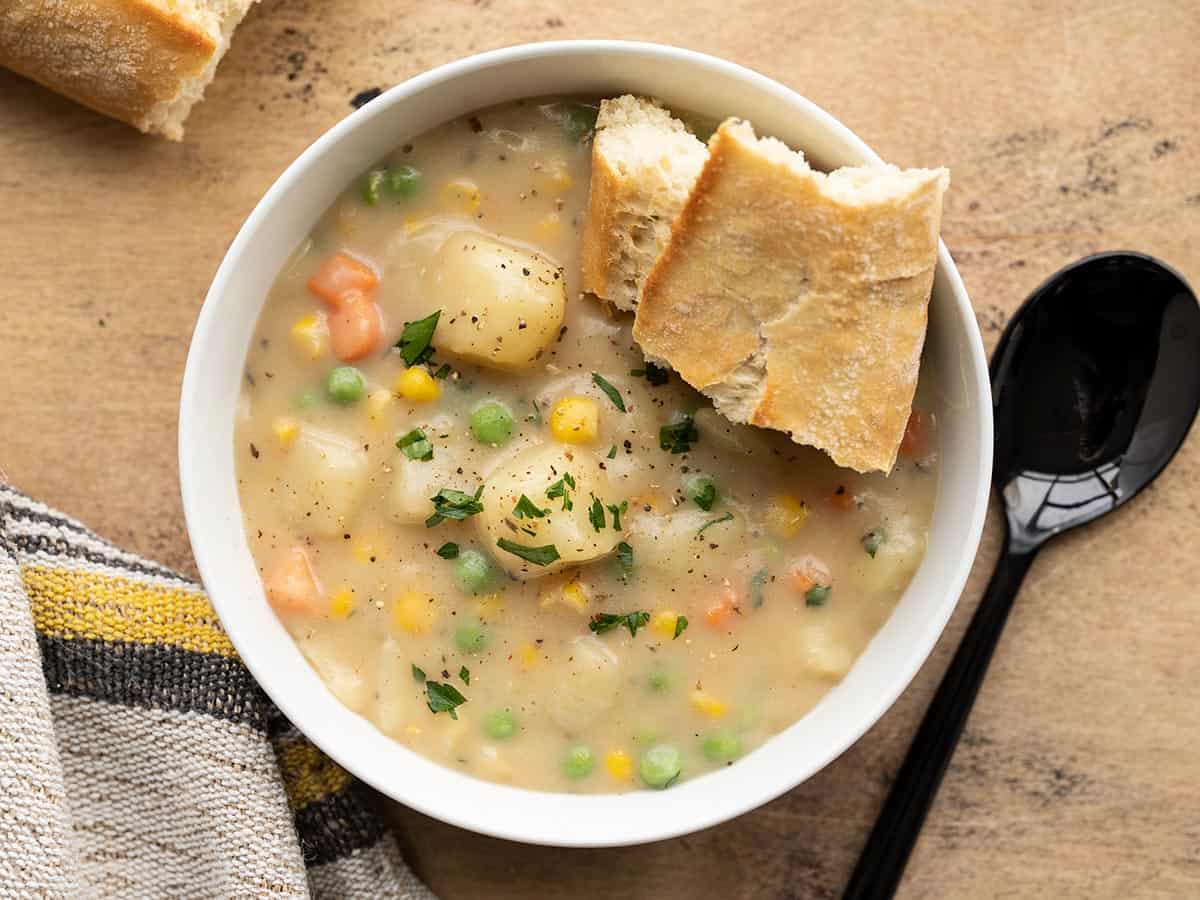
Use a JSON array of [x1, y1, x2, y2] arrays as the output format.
[[441, 178, 481, 214], [475, 594, 506, 621], [535, 213, 562, 241], [392, 591, 438, 634], [271, 417, 300, 450], [604, 749, 633, 781], [765, 494, 808, 539], [549, 396, 599, 444], [517, 644, 540, 670], [561, 580, 590, 612], [395, 367, 440, 403], [689, 689, 728, 719], [329, 587, 356, 619], [289, 313, 328, 359], [365, 388, 393, 424], [650, 610, 679, 638]]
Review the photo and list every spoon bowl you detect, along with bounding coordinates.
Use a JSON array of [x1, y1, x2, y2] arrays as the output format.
[[845, 251, 1200, 899], [991, 252, 1200, 550]]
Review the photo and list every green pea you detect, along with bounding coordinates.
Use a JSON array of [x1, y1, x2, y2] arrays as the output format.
[[563, 745, 595, 780], [455, 619, 489, 654], [470, 401, 514, 446], [684, 474, 718, 511], [453, 550, 493, 595], [702, 731, 742, 764], [639, 744, 682, 789], [325, 366, 365, 404], [561, 103, 599, 141], [386, 165, 422, 198], [647, 669, 671, 693], [361, 169, 384, 206], [484, 709, 517, 740], [295, 389, 321, 409]]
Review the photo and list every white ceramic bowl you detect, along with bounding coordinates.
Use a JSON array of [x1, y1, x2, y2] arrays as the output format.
[[180, 40, 991, 847]]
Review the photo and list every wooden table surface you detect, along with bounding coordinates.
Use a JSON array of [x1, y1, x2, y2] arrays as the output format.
[[3, 1, 1198, 897]]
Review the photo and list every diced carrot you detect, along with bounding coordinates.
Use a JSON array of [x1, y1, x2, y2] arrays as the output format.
[[307, 253, 378, 307], [263, 546, 322, 614], [829, 485, 857, 510], [704, 586, 740, 628], [788, 554, 832, 596], [328, 291, 382, 361], [900, 410, 933, 459]]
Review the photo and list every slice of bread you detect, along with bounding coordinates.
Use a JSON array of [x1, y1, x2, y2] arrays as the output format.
[[580, 95, 709, 311], [0, 0, 259, 140], [633, 120, 948, 473]]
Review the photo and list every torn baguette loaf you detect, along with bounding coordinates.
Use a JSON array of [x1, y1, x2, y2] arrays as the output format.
[[632, 119, 948, 473], [580, 95, 709, 310], [0, 0, 259, 140]]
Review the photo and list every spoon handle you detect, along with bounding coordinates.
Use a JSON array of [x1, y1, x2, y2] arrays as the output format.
[[842, 543, 1037, 900]]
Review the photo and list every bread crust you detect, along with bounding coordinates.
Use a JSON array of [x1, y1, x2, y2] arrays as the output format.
[[634, 120, 948, 473], [0, 0, 238, 139]]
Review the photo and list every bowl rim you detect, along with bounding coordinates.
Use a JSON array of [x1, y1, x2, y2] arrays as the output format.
[[180, 39, 992, 847]]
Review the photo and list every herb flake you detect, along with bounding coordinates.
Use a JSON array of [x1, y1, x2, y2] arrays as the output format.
[[436, 542, 459, 560], [673, 615, 689, 639], [496, 538, 560, 567], [411, 664, 426, 682], [615, 541, 634, 581], [425, 486, 484, 527], [660, 414, 699, 454], [630, 363, 669, 386], [805, 584, 832, 607], [591, 373, 626, 412], [589, 610, 651, 638], [588, 495, 605, 532], [862, 528, 888, 558], [696, 511, 734, 537], [396, 310, 441, 366], [459, 665, 471, 686], [513, 495, 548, 519], [606, 501, 627, 531], [396, 428, 433, 461], [425, 680, 467, 718], [545, 472, 576, 511]]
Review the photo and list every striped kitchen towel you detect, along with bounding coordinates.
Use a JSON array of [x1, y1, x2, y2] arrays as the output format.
[[0, 482, 435, 899]]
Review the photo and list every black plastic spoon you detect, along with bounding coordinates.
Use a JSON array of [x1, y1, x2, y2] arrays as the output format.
[[844, 252, 1200, 899]]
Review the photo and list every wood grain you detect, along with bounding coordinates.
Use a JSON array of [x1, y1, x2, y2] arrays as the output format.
[[2, 1, 1198, 896]]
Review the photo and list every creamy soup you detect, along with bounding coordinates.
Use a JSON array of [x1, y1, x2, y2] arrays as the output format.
[[234, 97, 938, 793]]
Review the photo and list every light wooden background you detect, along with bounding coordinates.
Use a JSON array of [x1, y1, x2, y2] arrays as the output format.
[[2, 2, 1198, 897]]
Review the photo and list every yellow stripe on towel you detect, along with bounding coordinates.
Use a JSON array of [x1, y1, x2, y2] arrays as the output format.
[[22, 565, 237, 657], [276, 738, 352, 810]]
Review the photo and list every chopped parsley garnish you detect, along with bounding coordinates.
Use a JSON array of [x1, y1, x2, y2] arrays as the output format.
[[459, 665, 471, 686], [588, 495, 605, 532], [513, 495, 548, 519], [630, 363, 670, 386], [660, 414, 699, 454], [545, 472, 576, 511], [607, 445, 617, 459], [425, 680, 467, 718], [696, 511, 734, 537], [749, 568, 770, 608], [396, 428, 433, 461], [862, 528, 888, 558], [673, 615, 689, 639], [433, 363, 453, 379], [589, 610, 651, 638], [591, 373, 627, 412], [436, 542, 459, 559], [396, 310, 441, 366], [606, 501, 627, 531], [425, 486, 484, 527], [496, 538, 560, 567], [411, 664, 426, 682], [615, 541, 634, 581], [686, 475, 717, 511], [805, 584, 832, 607]]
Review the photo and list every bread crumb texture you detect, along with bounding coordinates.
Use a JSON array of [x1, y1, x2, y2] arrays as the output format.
[[0, 0, 258, 139], [633, 120, 948, 473]]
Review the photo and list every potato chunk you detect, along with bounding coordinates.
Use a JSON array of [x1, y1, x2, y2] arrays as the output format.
[[477, 444, 621, 579], [279, 426, 369, 537], [424, 231, 565, 370], [547, 635, 620, 734]]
